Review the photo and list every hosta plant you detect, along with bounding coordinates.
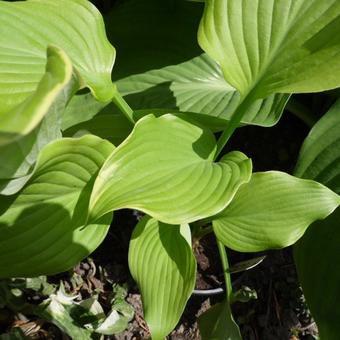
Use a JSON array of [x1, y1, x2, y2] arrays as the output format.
[[1, 0, 340, 339]]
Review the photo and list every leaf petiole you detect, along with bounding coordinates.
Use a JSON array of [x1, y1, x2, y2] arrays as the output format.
[[215, 90, 257, 159], [216, 239, 233, 300], [112, 84, 135, 124]]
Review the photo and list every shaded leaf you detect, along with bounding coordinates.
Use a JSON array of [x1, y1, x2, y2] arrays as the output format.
[[64, 112, 132, 146], [295, 98, 340, 193], [117, 54, 289, 128], [128, 217, 196, 340], [0, 135, 114, 277], [198, 300, 241, 340], [295, 208, 340, 340], [36, 297, 92, 340], [213, 171, 340, 252], [62, 93, 108, 131], [89, 114, 252, 225], [294, 99, 340, 339]]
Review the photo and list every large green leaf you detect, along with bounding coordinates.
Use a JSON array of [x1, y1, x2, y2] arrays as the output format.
[[89, 114, 252, 225], [199, 0, 340, 98], [106, 0, 203, 79], [294, 208, 340, 340], [0, 0, 115, 104], [198, 300, 241, 340], [212, 171, 340, 252], [294, 99, 340, 339], [128, 216, 196, 340], [0, 46, 76, 195], [116, 54, 289, 128], [295, 99, 340, 192], [0, 135, 114, 278]]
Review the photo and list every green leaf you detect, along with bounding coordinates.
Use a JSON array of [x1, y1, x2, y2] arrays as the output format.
[[117, 54, 289, 128], [128, 216, 196, 340], [62, 93, 109, 131], [198, 300, 241, 340], [106, 0, 203, 79], [36, 296, 92, 340], [294, 99, 340, 339], [0, 0, 115, 103], [89, 114, 252, 225], [199, 0, 340, 98], [0, 135, 114, 277], [295, 98, 340, 192], [294, 208, 340, 340], [0, 46, 73, 146], [64, 112, 132, 146], [212, 171, 340, 252], [0, 46, 76, 195]]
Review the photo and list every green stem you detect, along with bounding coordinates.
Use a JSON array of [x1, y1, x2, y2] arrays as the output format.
[[217, 239, 233, 300], [215, 91, 256, 159], [112, 85, 135, 124]]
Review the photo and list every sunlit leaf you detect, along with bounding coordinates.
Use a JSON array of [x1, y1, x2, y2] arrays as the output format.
[[89, 114, 252, 224], [128, 217, 196, 340], [199, 0, 340, 98], [213, 171, 340, 252], [0, 0, 115, 104]]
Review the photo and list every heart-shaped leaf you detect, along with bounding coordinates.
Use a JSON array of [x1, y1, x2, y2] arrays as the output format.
[[128, 216, 196, 340], [0, 46, 76, 195], [0, 0, 115, 104], [199, 0, 340, 98], [117, 54, 289, 128], [294, 99, 340, 339], [0, 135, 114, 278], [89, 114, 252, 224], [212, 171, 340, 252]]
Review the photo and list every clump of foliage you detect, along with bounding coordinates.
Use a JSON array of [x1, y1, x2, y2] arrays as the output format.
[[1, 0, 340, 339]]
